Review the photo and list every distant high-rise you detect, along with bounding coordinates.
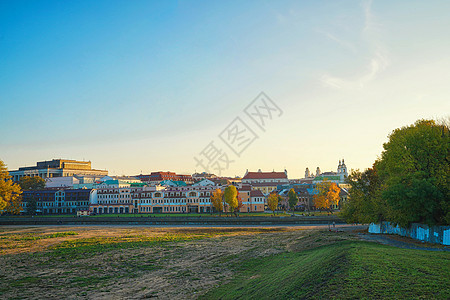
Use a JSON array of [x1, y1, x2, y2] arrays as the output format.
[[8, 159, 108, 182]]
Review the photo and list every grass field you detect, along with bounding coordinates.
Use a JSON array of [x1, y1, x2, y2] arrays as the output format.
[[0, 226, 448, 299], [201, 241, 449, 299]]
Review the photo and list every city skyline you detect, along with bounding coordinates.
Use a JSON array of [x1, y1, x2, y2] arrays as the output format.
[[1, 1, 449, 177]]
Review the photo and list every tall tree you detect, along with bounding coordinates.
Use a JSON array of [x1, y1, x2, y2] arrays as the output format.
[[0, 160, 23, 214], [210, 188, 224, 215], [287, 188, 298, 215], [377, 119, 449, 226], [267, 192, 279, 216], [342, 119, 449, 226], [223, 186, 238, 217]]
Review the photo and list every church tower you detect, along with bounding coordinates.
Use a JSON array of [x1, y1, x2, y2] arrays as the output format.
[[338, 159, 348, 182], [305, 167, 310, 178], [316, 167, 321, 177]]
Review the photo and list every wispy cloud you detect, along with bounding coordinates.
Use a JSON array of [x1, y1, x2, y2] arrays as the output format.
[[318, 30, 358, 54], [320, 0, 389, 90]]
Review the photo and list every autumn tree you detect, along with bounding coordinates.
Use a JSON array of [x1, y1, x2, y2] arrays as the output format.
[[223, 185, 238, 217], [313, 179, 341, 211], [234, 193, 243, 217], [313, 180, 330, 210], [327, 183, 341, 209], [267, 192, 279, 216], [287, 188, 298, 215], [0, 160, 22, 215], [210, 188, 224, 215]]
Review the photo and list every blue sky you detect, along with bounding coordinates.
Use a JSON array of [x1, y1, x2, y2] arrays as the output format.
[[1, 0, 449, 177]]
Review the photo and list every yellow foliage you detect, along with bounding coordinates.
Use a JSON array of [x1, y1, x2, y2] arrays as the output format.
[[0, 160, 23, 214], [313, 179, 341, 210], [224, 186, 238, 213], [267, 193, 279, 214], [210, 188, 224, 213]]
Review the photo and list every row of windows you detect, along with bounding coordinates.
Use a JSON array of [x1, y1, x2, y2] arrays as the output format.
[[98, 189, 130, 193], [138, 198, 211, 204], [140, 206, 186, 212], [23, 201, 89, 207], [132, 192, 212, 198], [98, 194, 130, 199], [98, 200, 131, 204]]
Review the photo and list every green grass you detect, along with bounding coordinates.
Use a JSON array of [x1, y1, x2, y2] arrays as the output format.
[[46, 231, 232, 259], [10, 276, 41, 287], [70, 275, 113, 287], [201, 241, 450, 299]]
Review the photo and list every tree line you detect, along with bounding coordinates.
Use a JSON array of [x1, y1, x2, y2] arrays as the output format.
[[341, 119, 449, 227]]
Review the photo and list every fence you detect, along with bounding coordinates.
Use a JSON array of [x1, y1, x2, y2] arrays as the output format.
[[369, 222, 450, 245]]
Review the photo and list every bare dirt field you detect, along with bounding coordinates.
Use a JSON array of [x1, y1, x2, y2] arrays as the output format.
[[0, 225, 361, 299]]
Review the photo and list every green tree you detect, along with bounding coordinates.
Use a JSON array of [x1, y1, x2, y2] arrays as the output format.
[[377, 119, 449, 226], [287, 188, 298, 215], [341, 166, 384, 224], [19, 176, 45, 191], [0, 160, 22, 214], [223, 186, 238, 217], [267, 193, 279, 216]]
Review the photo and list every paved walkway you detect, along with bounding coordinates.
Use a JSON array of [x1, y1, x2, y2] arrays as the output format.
[[357, 233, 450, 252]]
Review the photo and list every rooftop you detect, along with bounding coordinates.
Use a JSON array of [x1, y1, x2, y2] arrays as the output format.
[[243, 171, 287, 180]]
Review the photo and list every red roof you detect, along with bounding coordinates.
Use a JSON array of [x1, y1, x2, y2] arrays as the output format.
[[243, 171, 287, 180], [238, 184, 252, 191], [250, 182, 280, 187], [250, 190, 265, 197]]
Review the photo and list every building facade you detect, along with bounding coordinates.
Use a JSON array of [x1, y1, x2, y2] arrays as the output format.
[[236, 185, 265, 212], [21, 188, 94, 214], [9, 159, 108, 183], [242, 170, 289, 195], [89, 180, 135, 214], [131, 185, 218, 214]]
